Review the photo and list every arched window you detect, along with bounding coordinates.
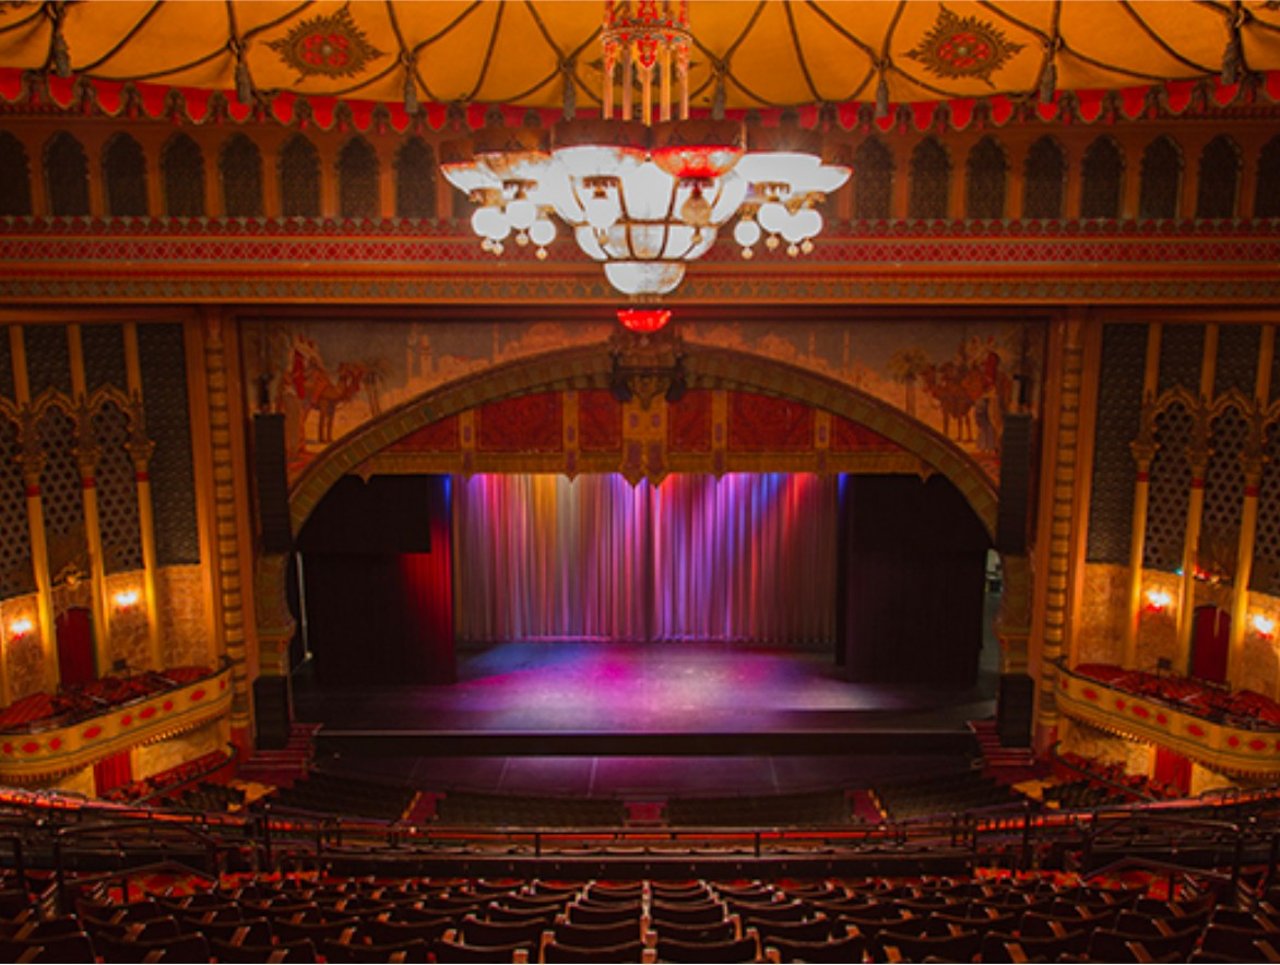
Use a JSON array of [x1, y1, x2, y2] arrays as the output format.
[[162, 133, 204, 217], [1138, 135, 1182, 219], [279, 135, 320, 218], [908, 137, 950, 220], [0, 131, 31, 216], [1256, 136, 1280, 218], [395, 137, 436, 219], [1195, 135, 1240, 219], [220, 134, 263, 218], [337, 136, 378, 220], [44, 131, 90, 216], [965, 136, 1007, 219], [102, 133, 148, 216], [1022, 136, 1066, 220], [1080, 136, 1123, 219], [853, 138, 893, 220]]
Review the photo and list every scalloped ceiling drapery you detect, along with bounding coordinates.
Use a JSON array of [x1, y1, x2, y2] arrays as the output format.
[[2, 1, 1279, 118]]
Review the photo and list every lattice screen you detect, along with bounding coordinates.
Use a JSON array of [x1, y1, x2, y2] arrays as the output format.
[[23, 326, 70, 397], [1214, 325, 1260, 398], [92, 401, 142, 574], [81, 324, 127, 394], [1081, 137, 1123, 219], [220, 134, 264, 218], [0, 131, 31, 217], [1087, 324, 1147, 563], [395, 138, 436, 219], [908, 138, 950, 219], [36, 407, 86, 582], [1143, 403, 1193, 572], [1158, 324, 1204, 394], [1253, 423, 1280, 594], [1256, 136, 1280, 218], [0, 326, 13, 401], [854, 138, 893, 220], [338, 137, 378, 220], [965, 137, 1007, 219], [137, 324, 200, 565], [1196, 136, 1240, 219], [1023, 136, 1065, 220], [280, 136, 321, 218], [1139, 136, 1182, 220], [162, 134, 205, 217], [1201, 406, 1247, 577], [0, 417, 33, 597], [103, 134, 148, 217], [44, 132, 89, 217]]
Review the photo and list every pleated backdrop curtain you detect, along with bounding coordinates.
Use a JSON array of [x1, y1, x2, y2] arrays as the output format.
[[455, 473, 837, 646]]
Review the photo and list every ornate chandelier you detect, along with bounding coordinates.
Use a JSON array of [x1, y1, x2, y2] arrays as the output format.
[[441, 1, 850, 299]]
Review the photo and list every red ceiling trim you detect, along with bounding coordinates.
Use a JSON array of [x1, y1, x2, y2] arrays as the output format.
[[1, 68, 1279, 135]]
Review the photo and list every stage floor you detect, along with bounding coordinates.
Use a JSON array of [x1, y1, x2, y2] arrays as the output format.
[[293, 639, 998, 797]]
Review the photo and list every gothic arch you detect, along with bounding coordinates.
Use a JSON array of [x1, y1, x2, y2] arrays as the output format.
[[288, 343, 998, 537]]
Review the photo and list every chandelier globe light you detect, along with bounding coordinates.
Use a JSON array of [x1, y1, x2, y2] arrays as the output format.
[[441, 1, 851, 298]]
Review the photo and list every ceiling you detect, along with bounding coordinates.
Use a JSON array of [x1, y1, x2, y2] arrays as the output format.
[[0, 1, 1278, 114]]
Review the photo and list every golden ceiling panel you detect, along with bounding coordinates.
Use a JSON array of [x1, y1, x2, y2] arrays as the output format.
[[0, 1, 1277, 109]]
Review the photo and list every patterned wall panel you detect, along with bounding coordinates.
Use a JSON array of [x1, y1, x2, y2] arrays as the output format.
[[0, 131, 31, 217], [1143, 402, 1193, 572], [81, 324, 127, 394], [1081, 137, 1123, 219], [1257, 137, 1280, 218], [965, 137, 1007, 219], [137, 324, 200, 565], [91, 401, 142, 574], [36, 406, 86, 584], [853, 138, 892, 220], [1086, 323, 1147, 563], [1157, 324, 1204, 394], [1253, 424, 1280, 595], [1213, 325, 1260, 398], [1139, 136, 1182, 220], [0, 326, 13, 401], [23, 326, 71, 398], [1196, 136, 1240, 219], [1200, 406, 1247, 577], [1023, 136, 1066, 220], [0, 417, 33, 597]]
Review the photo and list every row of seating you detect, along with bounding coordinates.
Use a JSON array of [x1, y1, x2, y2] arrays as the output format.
[[873, 767, 1022, 820], [3, 866, 1274, 962], [0, 665, 212, 730], [1074, 663, 1280, 729], [270, 771, 416, 822]]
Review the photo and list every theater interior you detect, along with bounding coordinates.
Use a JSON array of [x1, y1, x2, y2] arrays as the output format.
[[1, 1, 1280, 961]]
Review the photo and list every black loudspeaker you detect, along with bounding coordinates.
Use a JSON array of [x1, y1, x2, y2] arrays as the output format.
[[253, 414, 292, 554], [997, 673, 1035, 747], [996, 413, 1033, 555]]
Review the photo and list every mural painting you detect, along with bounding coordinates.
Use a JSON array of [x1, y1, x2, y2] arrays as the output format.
[[242, 317, 1042, 484]]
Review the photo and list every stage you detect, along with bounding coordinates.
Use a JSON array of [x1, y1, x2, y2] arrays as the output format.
[[293, 637, 999, 798]]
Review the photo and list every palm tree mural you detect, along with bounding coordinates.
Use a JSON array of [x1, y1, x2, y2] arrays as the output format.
[[888, 347, 931, 418]]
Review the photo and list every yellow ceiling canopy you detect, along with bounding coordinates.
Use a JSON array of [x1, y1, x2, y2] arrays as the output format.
[[1, 1, 1278, 113]]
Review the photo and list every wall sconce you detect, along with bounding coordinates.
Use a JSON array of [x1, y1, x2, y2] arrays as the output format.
[[112, 589, 140, 612], [1252, 613, 1276, 640], [8, 618, 33, 638], [1144, 588, 1173, 613]]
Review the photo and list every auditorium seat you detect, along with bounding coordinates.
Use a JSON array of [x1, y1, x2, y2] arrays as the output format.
[[92, 930, 211, 963], [431, 937, 529, 962], [742, 915, 832, 944], [542, 938, 648, 962], [458, 914, 547, 948], [363, 916, 453, 945], [648, 900, 729, 926], [566, 901, 643, 925], [549, 919, 642, 947], [1199, 924, 1280, 962], [0, 932, 97, 964], [647, 919, 737, 945], [210, 936, 319, 962], [655, 932, 761, 963], [979, 929, 1090, 962], [1085, 924, 1203, 961], [322, 935, 432, 963], [766, 932, 866, 963], [876, 926, 982, 962], [178, 916, 271, 945]]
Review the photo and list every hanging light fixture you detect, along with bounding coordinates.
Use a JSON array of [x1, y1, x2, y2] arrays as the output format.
[[441, 0, 851, 299]]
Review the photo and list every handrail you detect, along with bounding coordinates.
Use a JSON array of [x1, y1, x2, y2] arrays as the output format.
[[133, 743, 240, 807], [1046, 741, 1160, 804]]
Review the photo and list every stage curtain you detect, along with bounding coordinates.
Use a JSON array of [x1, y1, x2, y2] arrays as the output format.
[[454, 473, 837, 645], [56, 607, 96, 686], [1190, 605, 1229, 683], [93, 750, 131, 795]]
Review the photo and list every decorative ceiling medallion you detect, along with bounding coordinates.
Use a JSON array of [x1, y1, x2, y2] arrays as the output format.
[[268, 4, 385, 82], [904, 5, 1025, 85]]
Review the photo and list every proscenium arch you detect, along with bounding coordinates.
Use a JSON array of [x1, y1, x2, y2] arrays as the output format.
[[287, 343, 998, 538]]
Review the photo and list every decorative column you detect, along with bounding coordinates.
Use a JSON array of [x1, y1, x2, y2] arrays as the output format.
[[1176, 326, 1219, 672], [1124, 400, 1158, 667], [1228, 326, 1274, 686], [1035, 315, 1085, 746], [1123, 324, 1163, 666], [1176, 402, 1213, 673], [123, 323, 161, 670], [10, 327, 57, 691], [201, 309, 253, 749], [67, 326, 111, 674]]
